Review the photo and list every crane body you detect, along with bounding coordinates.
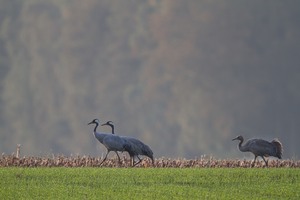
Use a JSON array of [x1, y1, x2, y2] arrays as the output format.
[[232, 135, 283, 167], [88, 119, 129, 165], [101, 121, 154, 166]]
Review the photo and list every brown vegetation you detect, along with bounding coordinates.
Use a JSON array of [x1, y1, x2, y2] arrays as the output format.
[[1, 154, 299, 168]]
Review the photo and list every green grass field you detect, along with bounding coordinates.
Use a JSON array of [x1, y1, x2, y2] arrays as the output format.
[[0, 168, 299, 199]]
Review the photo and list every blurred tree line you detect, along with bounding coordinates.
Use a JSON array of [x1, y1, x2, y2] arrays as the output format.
[[1, 0, 300, 159]]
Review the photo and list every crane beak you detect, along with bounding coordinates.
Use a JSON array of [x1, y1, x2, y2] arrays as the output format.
[[232, 137, 238, 141], [88, 121, 93, 125], [100, 123, 106, 126]]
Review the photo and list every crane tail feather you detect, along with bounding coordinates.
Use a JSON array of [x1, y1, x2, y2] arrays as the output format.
[[272, 138, 283, 159]]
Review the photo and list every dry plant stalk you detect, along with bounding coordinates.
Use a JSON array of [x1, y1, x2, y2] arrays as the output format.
[[0, 154, 299, 168], [16, 144, 21, 159]]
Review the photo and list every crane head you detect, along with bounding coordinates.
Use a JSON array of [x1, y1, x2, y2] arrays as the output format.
[[101, 121, 113, 126], [88, 119, 100, 125], [232, 135, 243, 141]]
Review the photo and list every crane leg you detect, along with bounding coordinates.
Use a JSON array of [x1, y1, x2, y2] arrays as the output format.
[[261, 156, 268, 167], [99, 150, 110, 166], [251, 156, 257, 167], [151, 158, 155, 166], [114, 151, 121, 164], [133, 156, 142, 167], [128, 155, 135, 167]]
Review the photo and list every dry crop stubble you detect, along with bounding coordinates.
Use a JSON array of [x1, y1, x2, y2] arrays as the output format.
[[1, 154, 299, 168]]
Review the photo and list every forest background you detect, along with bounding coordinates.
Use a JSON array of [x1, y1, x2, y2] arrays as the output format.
[[1, 0, 300, 159]]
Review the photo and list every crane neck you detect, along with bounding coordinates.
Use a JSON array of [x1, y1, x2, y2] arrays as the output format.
[[238, 140, 243, 147], [238, 139, 247, 152], [93, 122, 99, 133], [108, 124, 115, 134]]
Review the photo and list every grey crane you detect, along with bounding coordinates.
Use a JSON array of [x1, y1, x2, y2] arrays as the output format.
[[101, 121, 154, 167], [232, 135, 283, 167], [88, 119, 129, 166]]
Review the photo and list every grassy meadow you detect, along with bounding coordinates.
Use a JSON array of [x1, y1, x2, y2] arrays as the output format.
[[0, 167, 299, 199]]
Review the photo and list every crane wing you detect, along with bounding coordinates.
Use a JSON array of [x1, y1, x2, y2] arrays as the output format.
[[246, 139, 276, 157], [102, 135, 126, 151]]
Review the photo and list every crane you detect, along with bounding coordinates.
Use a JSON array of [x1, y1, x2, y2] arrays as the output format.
[[88, 119, 130, 166], [101, 121, 154, 167], [232, 135, 283, 167]]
